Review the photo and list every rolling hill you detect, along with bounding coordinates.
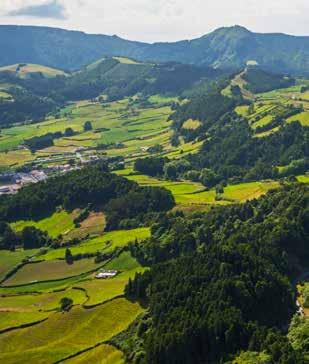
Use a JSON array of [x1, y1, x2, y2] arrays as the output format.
[[0, 25, 308, 75]]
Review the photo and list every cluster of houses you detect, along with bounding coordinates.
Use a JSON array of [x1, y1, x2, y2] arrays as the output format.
[[0, 170, 48, 195], [95, 270, 118, 279]]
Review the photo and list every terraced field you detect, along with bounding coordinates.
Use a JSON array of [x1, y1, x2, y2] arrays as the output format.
[[0, 249, 38, 281], [65, 344, 124, 364], [0, 298, 142, 364], [3, 258, 102, 286]]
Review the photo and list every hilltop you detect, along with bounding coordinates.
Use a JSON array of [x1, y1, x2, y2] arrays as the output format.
[[0, 25, 308, 75]]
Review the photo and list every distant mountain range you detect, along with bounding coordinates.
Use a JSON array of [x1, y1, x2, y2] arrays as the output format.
[[0, 25, 308, 75]]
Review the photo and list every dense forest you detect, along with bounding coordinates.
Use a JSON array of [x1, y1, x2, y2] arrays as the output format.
[[124, 183, 309, 363]]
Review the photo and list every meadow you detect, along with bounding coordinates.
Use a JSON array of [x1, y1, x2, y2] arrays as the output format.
[[3, 258, 102, 286], [0, 298, 142, 364], [11, 210, 106, 240], [65, 344, 124, 364], [0, 249, 38, 281], [38, 227, 151, 261], [76, 267, 146, 307], [0, 288, 86, 313]]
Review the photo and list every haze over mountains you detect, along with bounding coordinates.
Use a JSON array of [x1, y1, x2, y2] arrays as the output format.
[[0, 24, 308, 75]]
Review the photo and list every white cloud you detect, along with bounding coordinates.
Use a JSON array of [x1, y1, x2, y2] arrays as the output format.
[[0, 0, 308, 42]]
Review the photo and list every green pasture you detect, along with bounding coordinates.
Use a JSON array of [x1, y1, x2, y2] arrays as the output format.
[[0, 288, 86, 312], [76, 267, 145, 307], [65, 344, 124, 364], [0, 298, 143, 364], [38, 227, 151, 261], [0, 249, 38, 281], [3, 258, 102, 286], [287, 111, 309, 126], [0, 311, 49, 333], [11, 210, 76, 238], [105, 251, 141, 271], [0, 274, 91, 295]]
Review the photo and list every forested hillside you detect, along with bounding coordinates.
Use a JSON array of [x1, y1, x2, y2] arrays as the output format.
[[124, 184, 309, 363], [0, 25, 308, 75]]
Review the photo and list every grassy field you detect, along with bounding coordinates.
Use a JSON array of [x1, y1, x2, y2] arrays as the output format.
[[297, 175, 309, 184], [65, 344, 124, 364], [0, 288, 86, 313], [11, 210, 76, 238], [76, 267, 145, 307], [11, 210, 105, 240], [0, 298, 143, 364], [0, 249, 38, 281], [0, 274, 92, 295], [287, 111, 309, 126], [0, 311, 49, 332], [3, 258, 102, 286], [115, 170, 280, 207], [38, 227, 151, 261], [105, 251, 141, 271], [182, 119, 202, 130], [0, 63, 67, 78]]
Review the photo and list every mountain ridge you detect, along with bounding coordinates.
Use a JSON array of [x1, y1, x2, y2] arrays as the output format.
[[0, 24, 308, 75]]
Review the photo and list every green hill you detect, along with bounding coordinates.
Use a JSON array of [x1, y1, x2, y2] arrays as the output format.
[[0, 63, 67, 79]]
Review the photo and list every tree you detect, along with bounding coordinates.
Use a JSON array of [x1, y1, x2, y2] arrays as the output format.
[[83, 121, 93, 132], [64, 127, 74, 137], [60, 297, 73, 311], [22, 226, 49, 250], [65, 248, 74, 265]]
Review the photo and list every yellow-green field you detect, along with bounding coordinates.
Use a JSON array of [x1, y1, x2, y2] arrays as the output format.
[[182, 119, 202, 130], [115, 170, 280, 207], [11, 210, 75, 238], [287, 111, 309, 126], [76, 268, 145, 307], [0, 311, 49, 333], [11, 210, 105, 239], [3, 258, 102, 286], [37, 227, 151, 261], [0, 63, 67, 78], [0, 249, 38, 281], [0, 288, 86, 312], [0, 298, 142, 364], [65, 344, 124, 364]]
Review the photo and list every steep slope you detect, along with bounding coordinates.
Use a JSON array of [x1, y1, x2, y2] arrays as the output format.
[[0, 25, 308, 75]]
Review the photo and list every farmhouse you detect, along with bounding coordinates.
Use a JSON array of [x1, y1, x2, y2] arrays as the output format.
[[95, 270, 118, 279]]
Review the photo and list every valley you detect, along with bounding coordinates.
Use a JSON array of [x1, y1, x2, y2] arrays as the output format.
[[0, 28, 308, 364]]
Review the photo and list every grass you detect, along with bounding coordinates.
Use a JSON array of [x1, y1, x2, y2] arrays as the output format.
[[39, 227, 151, 261], [182, 119, 201, 130], [105, 251, 141, 271], [222, 181, 279, 202], [116, 171, 280, 207], [287, 111, 309, 126], [76, 268, 146, 307], [297, 175, 309, 184], [0, 298, 143, 364], [0, 288, 86, 312], [65, 344, 124, 364], [0, 63, 67, 78], [0, 274, 92, 295], [11, 210, 76, 238], [0, 311, 49, 332], [0, 249, 38, 281], [11, 210, 105, 240], [3, 258, 102, 286], [0, 149, 33, 167]]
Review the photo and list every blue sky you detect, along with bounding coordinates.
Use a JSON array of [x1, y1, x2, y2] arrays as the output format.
[[0, 0, 308, 42]]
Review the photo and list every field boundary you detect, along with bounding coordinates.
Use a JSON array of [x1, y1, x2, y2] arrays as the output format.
[[0, 317, 49, 335]]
